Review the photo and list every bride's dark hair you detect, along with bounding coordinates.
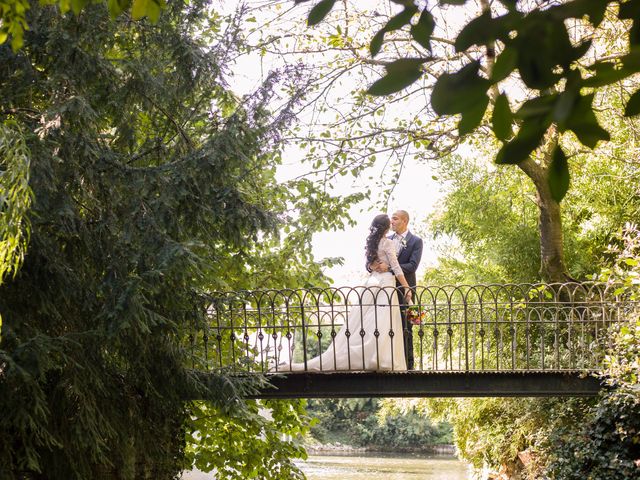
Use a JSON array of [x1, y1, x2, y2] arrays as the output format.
[[365, 214, 391, 266]]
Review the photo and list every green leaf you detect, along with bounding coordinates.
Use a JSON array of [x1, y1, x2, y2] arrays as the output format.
[[491, 46, 517, 82], [618, 0, 640, 20], [455, 12, 508, 52], [385, 5, 417, 30], [552, 89, 578, 126], [564, 93, 610, 148], [497, 0, 518, 11], [631, 19, 640, 44], [548, 146, 570, 202], [108, 0, 131, 17], [516, 94, 557, 120], [515, 17, 567, 89], [624, 89, 640, 117], [0, 31, 7, 44], [621, 49, 640, 71], [495, 121, 547, 164], [307, 0, 337, 26], [367, 59, 424, 96], [582, 65, 628, 88], [146, 0, 163, 23], [571, 40, 592, 62], [459, 94, 489, 135], [370, 31, 385, 57], [131, 0, 147, 20], [455, 11, 492, 52], [370, 6, 417, 57], [410, 9, 435, 51], [431, 61, 490, 115], [582, 50, 640, 88], [439, 0, 468, 5], [552, 0, 609, 27], [548, 18, 582, 69], [128, 0, 164, 23], [367, 69, 422, 96], [492, 93, 513, 141], [10, 33, 23, 52], [456, 11, 521, 52], [59, 0, 71, 13]]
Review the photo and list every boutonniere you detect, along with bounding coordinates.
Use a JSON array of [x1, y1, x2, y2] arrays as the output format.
[[400, 238, 407, 249]]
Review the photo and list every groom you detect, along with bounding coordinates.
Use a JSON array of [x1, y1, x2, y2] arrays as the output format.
[[372, 210, 423, 369]]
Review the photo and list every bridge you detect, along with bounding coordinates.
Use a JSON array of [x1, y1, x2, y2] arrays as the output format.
[[188, 283, 636, 398]]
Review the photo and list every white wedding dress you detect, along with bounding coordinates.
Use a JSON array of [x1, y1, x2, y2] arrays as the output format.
[[284, 237, 407, 372]]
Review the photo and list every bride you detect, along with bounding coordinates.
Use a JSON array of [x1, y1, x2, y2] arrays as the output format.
[[284, 214, 412, 372]]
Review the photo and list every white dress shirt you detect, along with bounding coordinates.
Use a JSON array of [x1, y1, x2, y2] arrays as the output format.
[[392, 232, 406, 255]]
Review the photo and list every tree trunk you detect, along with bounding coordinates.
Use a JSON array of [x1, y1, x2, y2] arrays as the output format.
[[535, 184, 569, 282], [517, 151, 571, 283]]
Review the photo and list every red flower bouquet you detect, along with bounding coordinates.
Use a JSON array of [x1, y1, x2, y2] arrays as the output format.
[[406, 305, 427, 325]]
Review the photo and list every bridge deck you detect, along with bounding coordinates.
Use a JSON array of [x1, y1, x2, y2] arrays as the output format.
[[244, 371, 602, 398]]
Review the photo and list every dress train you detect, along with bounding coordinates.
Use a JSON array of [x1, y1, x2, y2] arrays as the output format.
[[284, 272, 407, 372]]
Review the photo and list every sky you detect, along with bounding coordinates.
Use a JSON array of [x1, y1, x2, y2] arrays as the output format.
[[224, 1, 449, 286]]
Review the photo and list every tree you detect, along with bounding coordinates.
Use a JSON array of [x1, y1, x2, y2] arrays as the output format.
[[0, 0, 165, 50], [543, 225, 640, 479], [305, 397, 452, 450], [0, 122, 32, 291], [423, 131, 640, 284], [287, 0, 639, 280], [300, 0, 640, 184], [4, 2, 640, 281], [0, 2, 357, 477], [184, 399, 312, 480], [403, 83, 640, 476]]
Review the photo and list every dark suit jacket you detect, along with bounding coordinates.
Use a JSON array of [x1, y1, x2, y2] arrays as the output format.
[[389, 231, 423, 289]]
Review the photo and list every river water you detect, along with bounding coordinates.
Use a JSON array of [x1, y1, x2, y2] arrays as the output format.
[[298, 453, 471, 480], [182, 453, 472, 479]]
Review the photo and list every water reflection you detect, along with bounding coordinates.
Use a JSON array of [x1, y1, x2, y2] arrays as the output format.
[[298, 453, 470, 480]]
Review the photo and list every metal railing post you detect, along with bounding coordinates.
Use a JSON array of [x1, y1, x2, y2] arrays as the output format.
[[464, 295, 469, 372], [300, 301, 308, 371]]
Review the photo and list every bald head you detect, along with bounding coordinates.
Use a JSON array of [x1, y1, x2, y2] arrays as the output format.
[[396, 210, 409, 222], [391, 210, 409, 234]]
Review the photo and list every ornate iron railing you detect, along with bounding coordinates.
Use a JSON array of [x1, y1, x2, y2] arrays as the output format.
[[188, 283, 637, 375]]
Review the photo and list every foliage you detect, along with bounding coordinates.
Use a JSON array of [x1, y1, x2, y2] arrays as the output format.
[[415, 224, 640, 477], [244, 1, 640, 281], [306, 398, 452, 450], [543, 320, 640, 479], [0, 2, 356, 478], [597, 223, 640, 295], [239, 1, 460, 215], [544, 387, 640, 479], [417, 396, 594, 475], [423, 79, 640, 284], [423, 158, 640, 284], [543, 225, 640, 479], [424, 155, 541, 283], [300, 0, 640, 197], [0, 121, 33, 285], [0, 0, 165, 51], [412, 106, 640, 476], [184, 399, 311, 479]]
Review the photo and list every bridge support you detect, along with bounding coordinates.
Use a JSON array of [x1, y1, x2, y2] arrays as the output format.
[[247, 371, 603, 398]]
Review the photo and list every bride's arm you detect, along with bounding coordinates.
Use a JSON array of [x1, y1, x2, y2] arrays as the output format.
[[382, 240, 413, 301]]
